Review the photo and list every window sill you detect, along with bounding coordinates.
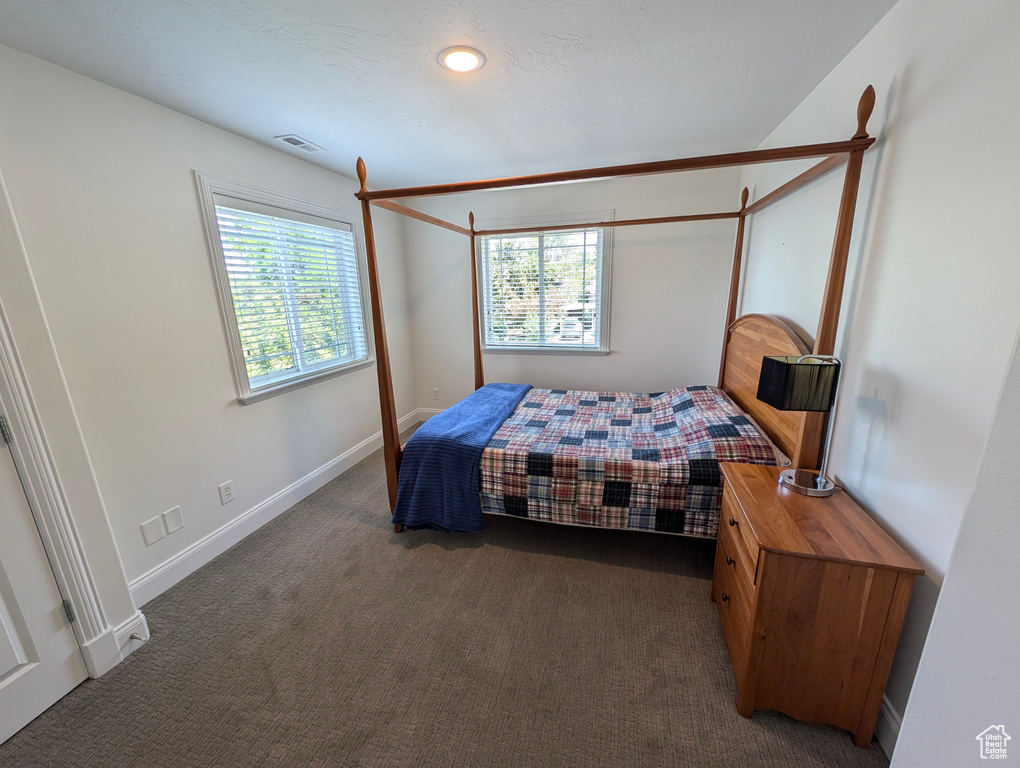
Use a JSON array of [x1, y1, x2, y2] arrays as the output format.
[[482, 347, 610, 357], [238, 357, 374, 405]]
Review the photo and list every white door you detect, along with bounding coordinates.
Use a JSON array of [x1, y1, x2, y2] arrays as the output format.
[[0, 416, 88, 743]]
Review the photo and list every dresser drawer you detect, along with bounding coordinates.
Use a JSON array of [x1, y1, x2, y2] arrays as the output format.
[[722, 480, 760, 567], [714, 522, 754, 617], [718, 503, 758, 588], [713, 529, 754, 672]]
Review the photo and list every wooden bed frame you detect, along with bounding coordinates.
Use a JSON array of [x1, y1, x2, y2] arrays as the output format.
[[353, 86, 876, 514]]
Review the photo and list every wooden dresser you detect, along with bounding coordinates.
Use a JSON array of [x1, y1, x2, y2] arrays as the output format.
[[713, 463, 923, 747]]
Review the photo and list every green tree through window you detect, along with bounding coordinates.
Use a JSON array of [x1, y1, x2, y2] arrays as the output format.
[[481, 226, 605, 349], [214, 204, 367, 390]]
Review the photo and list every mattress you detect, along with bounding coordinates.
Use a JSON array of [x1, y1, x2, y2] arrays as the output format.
[[479, 385, 778, 537]]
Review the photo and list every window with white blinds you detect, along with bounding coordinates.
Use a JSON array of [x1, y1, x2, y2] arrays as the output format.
[[480, 222, 610, 352], [196, 174, 370, 402]]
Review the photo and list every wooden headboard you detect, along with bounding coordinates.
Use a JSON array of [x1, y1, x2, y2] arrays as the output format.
[[720, 314, 824, 470]]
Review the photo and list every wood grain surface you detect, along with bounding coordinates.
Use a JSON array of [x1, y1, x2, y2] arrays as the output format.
[[720, 464, 924, 573], [719, 314, 824, 469]]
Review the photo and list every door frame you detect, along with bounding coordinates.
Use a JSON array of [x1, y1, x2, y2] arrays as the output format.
[[0, 168, 146, 678], [0, 308, 112, 665]]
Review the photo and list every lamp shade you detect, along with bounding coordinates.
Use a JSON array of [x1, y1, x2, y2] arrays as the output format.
[[756, 356, 840, 412]]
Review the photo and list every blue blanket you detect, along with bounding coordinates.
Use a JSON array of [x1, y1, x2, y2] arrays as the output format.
[[392, 383, 532, 532]]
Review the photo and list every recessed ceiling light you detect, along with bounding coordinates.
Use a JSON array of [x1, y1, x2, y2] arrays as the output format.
[[439, 46, 485, 73]]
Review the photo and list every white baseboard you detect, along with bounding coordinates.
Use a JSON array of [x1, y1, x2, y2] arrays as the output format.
[[80, 611, 149, 677], [79, 627, 117, 678], [875, 694, 902, 759], [417, 408, 443, 419], [129, 411, 419, 607], [114, 611, 150, 662]]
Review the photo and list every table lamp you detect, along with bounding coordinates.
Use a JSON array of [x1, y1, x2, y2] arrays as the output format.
[[756, 355, 841, 496]]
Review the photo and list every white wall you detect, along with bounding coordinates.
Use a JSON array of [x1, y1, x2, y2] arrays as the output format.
[[891, 329, 1020, 764], [405, 169, 742, 408], [737, 0, 1020, 752], [0, 44, 417, 601]]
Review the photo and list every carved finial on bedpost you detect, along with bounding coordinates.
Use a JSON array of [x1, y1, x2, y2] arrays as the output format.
[[356, 157, 368, 193], [468, 211, 475, 233], [853, 85, 876, 139], [740, 187, 749, 210]]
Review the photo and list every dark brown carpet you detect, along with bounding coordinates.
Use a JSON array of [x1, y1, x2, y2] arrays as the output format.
[[1, 443, 889, 768]]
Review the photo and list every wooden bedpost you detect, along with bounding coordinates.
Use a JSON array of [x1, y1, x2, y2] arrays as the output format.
[[793, 85, 875, 470], [356, 158, 402, 512], [814, 85, 875, 357], [469, 212, 485, 390], [718, 187, 750, 386]]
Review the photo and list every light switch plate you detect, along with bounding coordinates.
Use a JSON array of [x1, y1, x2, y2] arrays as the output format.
[[140, 517, 165, 546], [162, 505, 184, 533]]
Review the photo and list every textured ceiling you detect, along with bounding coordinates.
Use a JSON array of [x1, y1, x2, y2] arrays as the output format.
[[0, 0, 896, 188]]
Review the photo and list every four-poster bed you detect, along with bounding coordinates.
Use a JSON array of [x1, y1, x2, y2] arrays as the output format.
[[354, 85, 876, 536]]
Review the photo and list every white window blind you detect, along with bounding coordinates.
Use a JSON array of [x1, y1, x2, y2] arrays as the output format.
[[198, 176, 370, 402], [480, 226, 607, 351]]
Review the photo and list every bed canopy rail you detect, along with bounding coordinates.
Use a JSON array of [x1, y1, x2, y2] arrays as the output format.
[[355, 85, 876, 511], [744, 154, 847, 216], [371, 198, 473, 236], [356, 138, 873, 201], [475, 210, 741, 237]]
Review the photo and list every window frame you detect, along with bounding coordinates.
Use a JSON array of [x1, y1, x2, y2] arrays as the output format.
[[476, 210, 613, 356], [195, 172, 374, 405]]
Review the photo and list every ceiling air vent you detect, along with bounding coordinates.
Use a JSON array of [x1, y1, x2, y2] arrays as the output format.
[[274, 134, 325, 153]]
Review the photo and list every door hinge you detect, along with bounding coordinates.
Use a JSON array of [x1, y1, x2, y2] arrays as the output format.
[[62, 599, 76, 623], [0, 415, 11, 444]]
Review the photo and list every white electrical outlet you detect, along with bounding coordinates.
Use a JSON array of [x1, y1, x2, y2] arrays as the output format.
[[140, 517, 165, 546], [162, 505, 184, 533], [218, 480, 235, 505], [432, 387, 440, 401]]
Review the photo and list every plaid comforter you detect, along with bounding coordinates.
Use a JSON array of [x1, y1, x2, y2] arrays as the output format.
[[479, 386, 777, 538]]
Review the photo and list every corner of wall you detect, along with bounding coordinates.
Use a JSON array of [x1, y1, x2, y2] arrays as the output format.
[[388, 207, 424, 412], [876, 695, 903, 758]]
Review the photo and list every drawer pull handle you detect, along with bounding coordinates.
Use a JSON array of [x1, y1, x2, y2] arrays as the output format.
[[721, 593, 730, 602], [728, 517, 737, 527], [726, 557, 735, 566]]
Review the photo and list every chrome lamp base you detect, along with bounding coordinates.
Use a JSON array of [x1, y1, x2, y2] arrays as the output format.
[[778, 468, 836, 497]]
